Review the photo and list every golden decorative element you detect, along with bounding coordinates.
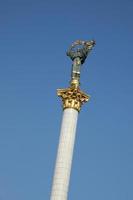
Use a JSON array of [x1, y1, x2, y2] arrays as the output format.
[[57, 87, 90, 112], [70, 79, 80, 88]]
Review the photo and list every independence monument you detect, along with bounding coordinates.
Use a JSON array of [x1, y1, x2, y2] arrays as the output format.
[[50, 39, 95, 200]]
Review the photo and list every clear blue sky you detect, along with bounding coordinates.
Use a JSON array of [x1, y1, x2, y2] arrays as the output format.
[[0, 0, 133, 199]]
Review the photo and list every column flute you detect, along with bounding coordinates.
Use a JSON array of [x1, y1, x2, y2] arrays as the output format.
[[50, 39, 95, 200]]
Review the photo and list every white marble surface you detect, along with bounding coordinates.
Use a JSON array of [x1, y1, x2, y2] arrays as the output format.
[[50, 108, 78, 200]]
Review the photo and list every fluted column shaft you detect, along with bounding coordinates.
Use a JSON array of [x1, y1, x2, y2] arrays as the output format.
[[50, 108, 78, 200]]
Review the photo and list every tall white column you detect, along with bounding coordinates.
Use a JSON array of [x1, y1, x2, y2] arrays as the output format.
[[50, 39, 95, 199], [50, 108, 78, 200]]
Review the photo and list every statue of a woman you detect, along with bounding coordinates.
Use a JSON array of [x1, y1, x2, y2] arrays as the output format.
[[66, 40, 95, 83]]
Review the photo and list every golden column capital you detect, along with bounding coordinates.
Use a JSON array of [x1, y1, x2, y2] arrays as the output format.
[[57, 87, 90, 112]]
